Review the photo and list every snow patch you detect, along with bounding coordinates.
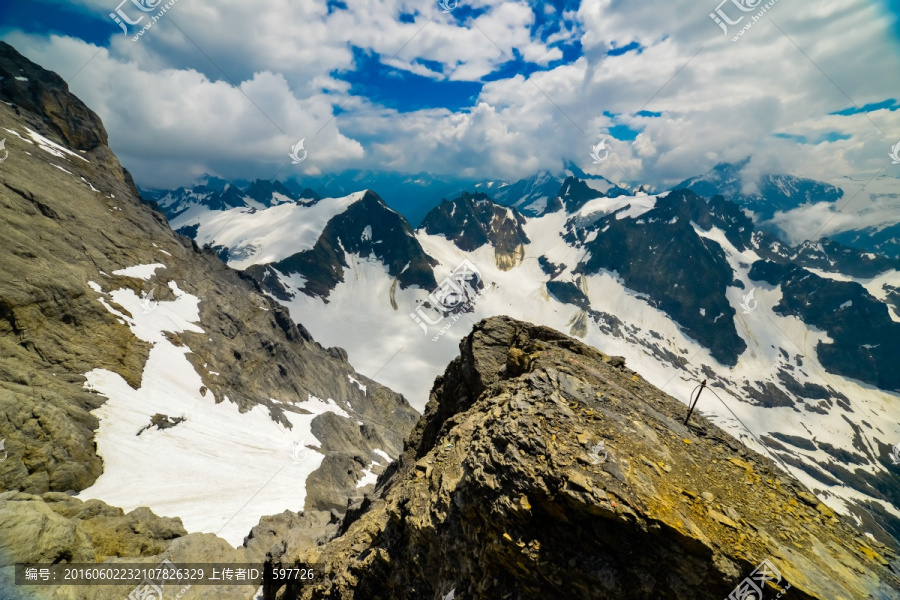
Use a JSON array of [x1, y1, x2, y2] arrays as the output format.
[[80, 281, 350, 546], [24, 127, 89, 162], [356, 462, 379, 488], [347, 374, 368, 395], [112, 263, 166, 280]]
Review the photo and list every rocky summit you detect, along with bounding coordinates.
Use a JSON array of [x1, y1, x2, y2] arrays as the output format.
[[267, 316, 900, 600]]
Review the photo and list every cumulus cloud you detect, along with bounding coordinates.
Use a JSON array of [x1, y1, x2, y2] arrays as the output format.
[[3, 0, 899, 190], [765, 174, 900, 243]]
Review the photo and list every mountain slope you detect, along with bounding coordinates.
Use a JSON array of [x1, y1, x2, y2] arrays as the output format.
[[0, 40, 416, 566], [573, 189, 747, 365], [268, 317, 900, 600]]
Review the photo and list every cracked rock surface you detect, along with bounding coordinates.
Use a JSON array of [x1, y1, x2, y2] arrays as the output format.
[[269, 316, 900, 600]]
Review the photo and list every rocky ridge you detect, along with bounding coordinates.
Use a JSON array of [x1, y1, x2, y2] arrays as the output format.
[[268, 316, 900, 600]]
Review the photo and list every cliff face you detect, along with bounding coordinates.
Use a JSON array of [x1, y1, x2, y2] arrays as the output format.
[[269, 316, 900, 600]]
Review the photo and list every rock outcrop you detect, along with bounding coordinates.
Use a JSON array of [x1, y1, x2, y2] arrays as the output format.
[[268, 316, 900, 600], [420, 192, 529, 271]]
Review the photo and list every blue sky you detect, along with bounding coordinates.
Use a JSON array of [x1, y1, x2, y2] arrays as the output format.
[[1, 0, 899, 193]]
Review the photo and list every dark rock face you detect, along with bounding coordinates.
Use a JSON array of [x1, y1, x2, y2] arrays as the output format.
[[546, 280, 590, 310], [574, 189, 747, 366], [749, 260, 900, 392], [419, 192, 529, 270], [248, 190, 438, 299], [555, 176, 605, 213], [764, 238, 900, 279], [267, 316, 900, 600], [0, 42, 107, 152]]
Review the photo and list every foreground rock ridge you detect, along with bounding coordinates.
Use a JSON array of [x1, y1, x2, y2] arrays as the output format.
[[268, 316, 900, 600], [0, 41, 417, 598]]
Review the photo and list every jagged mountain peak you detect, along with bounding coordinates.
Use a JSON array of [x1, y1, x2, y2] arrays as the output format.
[[675, 159, 844, 220], [420, 191, 529, 270], [0, 41, 108, 153], [245, 187, 438, 300], [269, 316, 900, 600], [144, 177, 323, 223], [468, 166, 630, 218]]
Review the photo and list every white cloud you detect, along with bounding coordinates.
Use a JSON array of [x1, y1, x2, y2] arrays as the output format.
[[2, 0, 899, 191]]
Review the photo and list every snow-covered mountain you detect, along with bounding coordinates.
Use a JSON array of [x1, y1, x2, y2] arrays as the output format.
[[157, 172, 900, 546], [143, 177, 321, 224], [465, 162, 631, 217], [675, 160, 900, 259], [675, 158, 844, 220]]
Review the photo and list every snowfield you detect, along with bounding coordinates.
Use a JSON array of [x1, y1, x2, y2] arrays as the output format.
[[81, 271, 355, 546], [169, 192, 366, 270], [237, 192, 900, 535]]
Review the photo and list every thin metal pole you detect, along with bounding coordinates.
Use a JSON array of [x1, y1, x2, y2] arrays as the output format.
[[684, 379, 707, 425]]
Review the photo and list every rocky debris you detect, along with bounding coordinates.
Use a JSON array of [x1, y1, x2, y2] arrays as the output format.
[[0, 492, 258, 599], [136, 413, 186, 436], [267, 316, 900, 600], [0, 491, 185, 566], [244, 509, 339, 564]]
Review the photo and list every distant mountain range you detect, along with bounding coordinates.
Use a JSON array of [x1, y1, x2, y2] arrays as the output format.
[[144, 158, 900, 259], [145, 164, 900, 544]]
